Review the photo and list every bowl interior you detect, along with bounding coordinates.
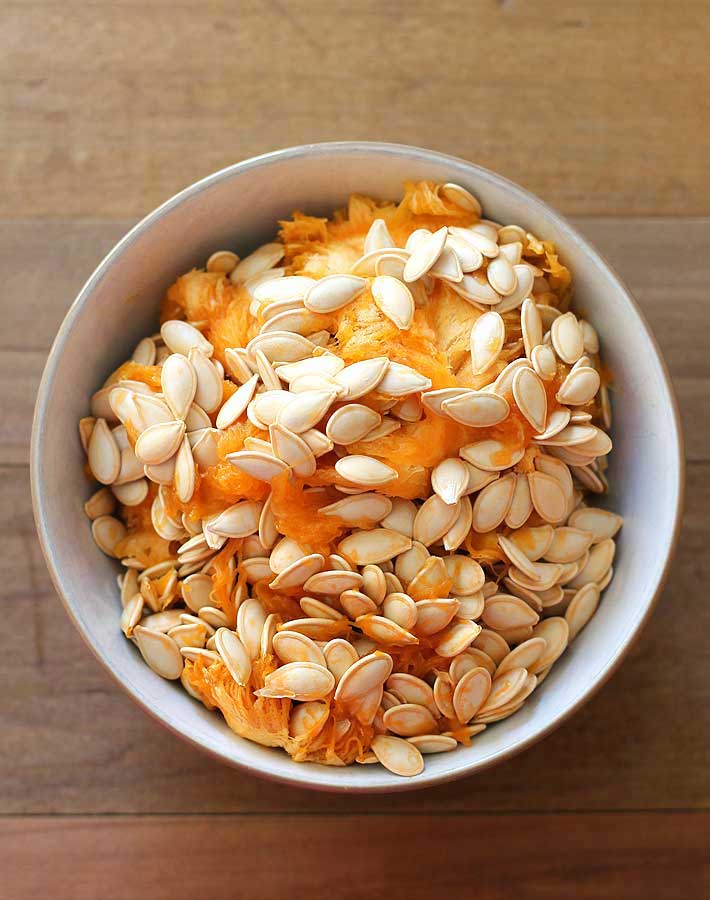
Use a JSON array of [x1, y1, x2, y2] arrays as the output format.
[[32, 143, 682, 791]]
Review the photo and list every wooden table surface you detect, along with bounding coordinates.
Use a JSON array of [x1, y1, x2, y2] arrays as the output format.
[[2, 2, 709, 897]]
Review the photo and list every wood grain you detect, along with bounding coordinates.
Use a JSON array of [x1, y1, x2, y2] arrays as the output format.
[[2, 461, 707, 815], [2, 813, 708, 900], [2, 1, 710, 219]]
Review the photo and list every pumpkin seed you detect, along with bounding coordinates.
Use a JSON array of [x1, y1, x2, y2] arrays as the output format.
[[406, 555, 449, 600], [435, 619, 481, 657], [421, 387, 471, 417], [382, 592, 418, 630], [326, 404, 381, 445], [482, 594, 540, 630], [160, 320, 213, 357], [335, 455, 397, 487], [476, 666, 527, 715], [433, 673, 456, 718], [304, 569, 363, 595], [487, 254, 517, 295], [161, 353, 196, 420], [567, 506, 623, 542], [460, 440, 522, 473], [470, 311, 505, 375], [371, 734, 424, 776], [230, 242, 283, 283], [372, 275, 415, 330], [472, 629, 510, 665], [403, 226, 447, 281], [356, 613, 418, 646], [214, 628, 252, 685], [551, 312, 584, 364], [91, 515, 126, 557], [134, 626, 183, 680], [441, 182, 482, 215], [269, 553, 325, 591], [528, 471, 568, 524], [256, 661, 334, 701], [383, 703, 437, 737], [443, 391, 509, 428], [407, 734, 457, 754], [272, 630, 326, 666], [335, 650, 394, 703], [565, 583, 601, 640], [512, 366, 547, 433], [453, 667, 492, 723], [364, 218, 396, 253], [84, 487, 116, 520], [413, 494, 460, 546], [88, 418, 121, 484]]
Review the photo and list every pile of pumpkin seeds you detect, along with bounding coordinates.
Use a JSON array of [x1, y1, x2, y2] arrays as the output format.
[[80, 182, 622, 777]]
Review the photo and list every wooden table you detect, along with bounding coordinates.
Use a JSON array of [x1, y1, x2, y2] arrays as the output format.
[[2, 3, 708, 897]]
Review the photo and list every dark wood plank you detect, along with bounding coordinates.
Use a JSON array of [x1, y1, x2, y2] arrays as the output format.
[[3, 219, 709, 466], [2, 2, 710, 218], [2, 462, 707, 814], [2, 813, 708, 900]]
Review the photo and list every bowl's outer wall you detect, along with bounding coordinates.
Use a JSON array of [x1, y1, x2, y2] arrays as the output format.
[[32, 143, 683, 792]]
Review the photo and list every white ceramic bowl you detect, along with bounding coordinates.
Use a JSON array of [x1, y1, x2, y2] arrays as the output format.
[[31, 142, 683, 792]]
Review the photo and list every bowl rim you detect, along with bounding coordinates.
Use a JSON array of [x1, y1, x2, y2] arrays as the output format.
[[30, 140, 685, 792]]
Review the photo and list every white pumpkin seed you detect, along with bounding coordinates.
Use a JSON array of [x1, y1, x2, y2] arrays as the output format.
[[435, 619, 481, 657], [256, 661, 334, 701], [272, 630, 326, 667], [460, 439, 524, 472], [567, 506, 623, 542], [371, 734, 424, 777], [326, 404, 381, 445], [531, 342, 558, 381], [160, 320, 213, 357], [383, 703, 437, 737], [372, 275, 415, 330], [304, 569, 363, 595], [413, 494, 460, 546], [230, 242, 284, 283], [269, 553, 325, 591], [134, 626, 183, 680], [556, 365, 601, 406], [334, 650, 394, 703], [471, 473, 516, 532], [134, 420, 185, 466], [512, 366, 547, 433], [551, 312, 584, 364], [364, 218, 396, 253], [378, 361, 432, 397], [335, 455, 397, 487], [403, 226, 447, 281], [319, 492, 392, 525], [469, 311, 505, 375], [226, 450, 289, 481], [269, 423, 317, 477], [482, 594, 539, 630], [431, 457, 469, 505], [88, 418, 121, 484], [443, 391, 509, 428], [530, 617, 569, 672], [215, 374, 259, 429], [487, 254, 517, 295], [453, 667, 492, 723], [91, 515, 126, 557], [528, 471, 568, 523], [441, 182, 482, 215], [421, 387, 471, 417], [338, 529, 412, 566]]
